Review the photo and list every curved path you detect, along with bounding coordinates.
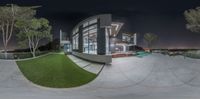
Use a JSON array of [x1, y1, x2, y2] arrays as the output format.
[[1, 54, 200, 99]]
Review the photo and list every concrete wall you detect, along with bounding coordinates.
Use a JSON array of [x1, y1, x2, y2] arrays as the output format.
[[97, 19, 106, 55], [72, 52, 112, 64], [72, 14, 112, 31], [78, 26, 83, 53]]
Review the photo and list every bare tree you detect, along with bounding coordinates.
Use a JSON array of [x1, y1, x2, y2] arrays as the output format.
[[0, 4, 36, 58]]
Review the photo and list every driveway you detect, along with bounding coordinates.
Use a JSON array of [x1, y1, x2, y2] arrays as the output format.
[[1, 53, 200, 99]]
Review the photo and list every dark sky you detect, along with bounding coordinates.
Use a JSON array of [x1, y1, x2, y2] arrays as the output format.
[[1, 0, 200, 49]]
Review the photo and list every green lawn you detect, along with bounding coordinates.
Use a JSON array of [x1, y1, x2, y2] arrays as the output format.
[[17, 53, 97, 88]]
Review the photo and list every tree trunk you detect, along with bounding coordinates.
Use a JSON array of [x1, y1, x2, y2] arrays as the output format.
[[147, 43, 152, 53], [32, 52, 36, 57], [4, 44, 7, 59], [32, 49, 36, 57]]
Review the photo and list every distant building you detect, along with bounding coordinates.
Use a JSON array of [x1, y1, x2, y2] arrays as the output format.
[[60, 30, 71, 53]]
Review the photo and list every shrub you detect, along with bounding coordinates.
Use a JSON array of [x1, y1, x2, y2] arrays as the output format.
[[183, 50, 200, 59]]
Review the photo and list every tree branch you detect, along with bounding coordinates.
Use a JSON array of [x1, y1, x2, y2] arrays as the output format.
[[1, 23, 6, 47], [5, 20, 9, 43], [8, 19, 14, 42], [35, 35, 40, 51], [28, 36, 33, 54]]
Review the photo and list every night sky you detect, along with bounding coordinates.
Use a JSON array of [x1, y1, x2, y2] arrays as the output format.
[[0, 0, 200, 49]]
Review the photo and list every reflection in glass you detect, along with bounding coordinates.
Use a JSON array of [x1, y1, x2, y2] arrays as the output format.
[[83, 24, 97, 54]]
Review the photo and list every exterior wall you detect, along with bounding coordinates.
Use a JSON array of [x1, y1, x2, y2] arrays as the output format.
[[73, 14, 112, 30], [72, 52, 112, 64], [71, 14, 112, 63], [97, 19, 106, 55], [99, 14, 112, 28], [72, 14, 112, 55], [78, 25, 83, 53]]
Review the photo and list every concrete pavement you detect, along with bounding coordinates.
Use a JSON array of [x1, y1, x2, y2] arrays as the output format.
[[67, 55, 104, 74], [0, 53, 200, 99]]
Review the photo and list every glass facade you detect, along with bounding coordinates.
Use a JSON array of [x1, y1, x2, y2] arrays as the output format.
[[122, 34, 134, 43], [105, 27, 111, 54], [72, 15, 114, 56], [83, 19, 97, 28], [73, 33, 79, 50], [83, 22, 98, 54], [72, 18, 98, 54]]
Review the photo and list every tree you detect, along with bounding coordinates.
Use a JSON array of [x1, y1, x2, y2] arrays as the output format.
[[184, 7, 200, 33], [15, 18, 52, 57], [144, 33, 158, 49], [0, 4, 36, 57]]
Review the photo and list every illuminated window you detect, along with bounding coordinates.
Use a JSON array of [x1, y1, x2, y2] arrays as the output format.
[[73, 33, 79, 50], [83, 28, 89, 33], [83, 22, 89, 28], [89, 24, 97, 30], [83, 24, 97, 54], [122, 34, 131, 42]]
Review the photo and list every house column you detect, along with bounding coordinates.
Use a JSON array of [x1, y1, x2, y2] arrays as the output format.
[[97, 19, 106, 55], [78, 25, 83, 53]]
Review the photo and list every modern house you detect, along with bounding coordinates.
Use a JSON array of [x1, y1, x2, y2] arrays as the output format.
[[110, 32, 137, 53], [65, 14, 137, 64]]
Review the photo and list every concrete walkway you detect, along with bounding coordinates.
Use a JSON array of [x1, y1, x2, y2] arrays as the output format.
[[67, 55, 104, 74], [1, 53, 200, 99]]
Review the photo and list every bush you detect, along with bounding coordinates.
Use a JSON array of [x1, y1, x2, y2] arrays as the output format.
[[0, 51, 49, 59], [183, 50, 200, 59]]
